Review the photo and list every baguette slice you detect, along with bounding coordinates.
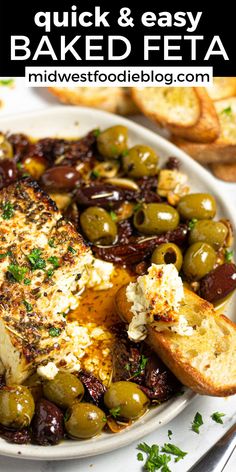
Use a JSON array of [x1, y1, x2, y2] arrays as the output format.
[[210, 162, 236, 182], [116, 286, 236, 396], [206, 77, 236, 101], [48, 87, 138, 115], [131, 87, 219, 143], [172, 97, 236, 163]]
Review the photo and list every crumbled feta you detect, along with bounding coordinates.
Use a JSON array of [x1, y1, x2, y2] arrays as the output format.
[[127, 263, 191, 341], [80, 258, 114, 291], [37, 362, 59, 380], [60, 353, 81, 372]]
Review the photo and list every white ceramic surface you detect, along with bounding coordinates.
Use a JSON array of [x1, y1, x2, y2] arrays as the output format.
[[0, 106, 235, 463]]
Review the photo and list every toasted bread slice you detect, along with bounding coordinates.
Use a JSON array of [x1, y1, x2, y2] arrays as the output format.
[[116, 285, 236, 396], [48, 87, 138, 115], [131, 87, 219, 143], [210, 162, 236, 182], [206, 77, 236, 101], [173, 97, 236, 163]]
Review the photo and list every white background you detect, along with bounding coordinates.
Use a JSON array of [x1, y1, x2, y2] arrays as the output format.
[[0, 80, 236, 472]]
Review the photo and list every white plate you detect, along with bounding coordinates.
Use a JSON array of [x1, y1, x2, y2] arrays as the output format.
[[0, 106, 235, 461]]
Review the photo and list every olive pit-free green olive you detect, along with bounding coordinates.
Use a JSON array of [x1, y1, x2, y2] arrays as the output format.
[[97, 126, 128, 159], [183, 242, 217, 280], [151, 243, 183, 272], [104, 381, 149, 420], [24, 373, 43, 402], [65, 402, 106, 439], [134, 203, 180, 235], [43, 371, 84, 409], [177, 193, 216, 220], [80, 206, 118, 244], [0, 385, 35, 429], [122, 145, 159, 178], [189, 220, 228, 249]]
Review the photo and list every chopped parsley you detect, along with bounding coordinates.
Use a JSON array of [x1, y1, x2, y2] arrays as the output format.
[[131, 355, 148, 378], [23, 300, 33, 312], [110, 211, 118, 222], [28, 248, 46, 270], [137, 452, 143, 461], [48, 256, 59, 269], [68, 245, 77, 254], [161, 443, 187, 463], [222, 106, 232, 116], [225, 249, 233, 263], [211, 412, 225, 424], [49, 327, 61, 337], [133, 202, 142, 212], [109, 406, 121, 419], [48, 238, 56, 248], [168, 430, 173, 440], [137, 443, 171, 472], [0, 250, 12, 259], [188, 218, 198, 230], [7, 264, 28, 283], [16, 162, 23, 170], [124, 363, 130, 371], [121, 149, 129, 157], [0, 79, 14, 86], [46, 268, 54, 278], [192, 412, 203, 434], [24, 278, 31, 285], [93, 128, 101, 137], [1, 201, 14, 220], [90, 169, 100, 179]]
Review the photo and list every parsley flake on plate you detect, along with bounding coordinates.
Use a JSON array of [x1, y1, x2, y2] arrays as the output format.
[[161, 443, 187, 462], [211, 412, 225, 424], [192, 412, 203, 434], [1, 201, 14, 220], [7, 264, 28, 283], [109, 406, 121, 419], [225, 249, 233, 263], [28, 248, 46, 270], [137, 443, 171, 472]]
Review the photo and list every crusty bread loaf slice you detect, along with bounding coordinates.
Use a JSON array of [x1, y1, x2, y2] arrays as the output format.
[[210, 162, 236, 182], [206, 77, 236, 101], [131, 87, 220, 143], [116, 286, 236, 396], [172, 97, 236, 163], [48, 87, 138, 115]]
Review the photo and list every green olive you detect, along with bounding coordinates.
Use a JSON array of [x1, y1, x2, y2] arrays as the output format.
[[0, 385, 35, 429], [177, 193, 216, 220], [43, 371, 84, 409], [97, 126, 128, 159], [80, 207, 118, 244], [183, 242, 216, 280], [0, 133, 13, 159], [65, 402, 106, 439], [24, 373, 43, 402], [104, 381, 149, 420], [189, 220, 228, 249], [122, 145, 159, 178], [134, 203, 179, 235], [151, 243, 183, 272]]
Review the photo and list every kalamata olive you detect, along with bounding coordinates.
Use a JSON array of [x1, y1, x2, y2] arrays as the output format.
[[40, 166, 81, 191], [43, 371, 84, 408], [0, 426, 31, 444], [178, 194, 216, 220], [65, 402, 106, 439], [104, 381, 149, 420], [97, 126, 128, 158], [183, 242, 216, 280], [199, 263, 236, 303], [0, 386, 35, 429], [21, 156, 48, 180], [76, 184, 137, 209], [0, 159, 18, 189], [31, 398, 64, 446]]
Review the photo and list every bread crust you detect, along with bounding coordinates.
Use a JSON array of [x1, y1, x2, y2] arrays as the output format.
[[48, 87, 138, 115]]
